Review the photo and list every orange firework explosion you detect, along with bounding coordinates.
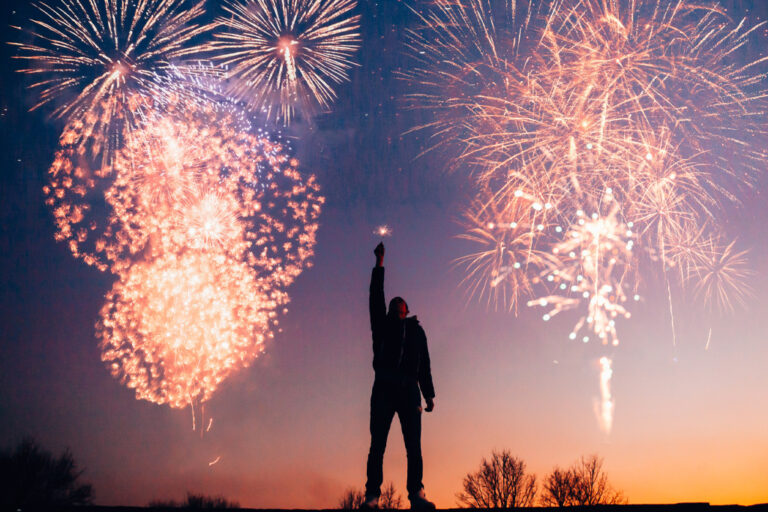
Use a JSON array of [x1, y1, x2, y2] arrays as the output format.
[[407, 0, 767, 320], [46, 94, 323, 408], [45, 97, 323, 280], [204, 0, 361, 124], [97, 250, 273, 408]]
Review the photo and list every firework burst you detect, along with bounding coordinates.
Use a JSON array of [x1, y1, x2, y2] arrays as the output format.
[[205, 0, 361, 123], [456, 187, 554, 313], [11, 0, 210, 160], [45, 95, 322, 279], [527, 193, 637, 346], [407, 0, 766, 319], [98, 250, 274, 408], [690, 237, 753, 315]]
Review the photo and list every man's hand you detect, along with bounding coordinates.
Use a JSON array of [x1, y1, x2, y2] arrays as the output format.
[[425, 397, 434, 412], [374, 242, 385, 267]]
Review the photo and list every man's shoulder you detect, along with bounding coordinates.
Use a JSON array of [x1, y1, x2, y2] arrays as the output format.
[[406, 316, 426, 334]]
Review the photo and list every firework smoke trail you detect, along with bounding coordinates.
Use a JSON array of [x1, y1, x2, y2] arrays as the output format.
[[203, 0, 361, 124], [595, 356, 614, 434], [11, 0, 210, 162]]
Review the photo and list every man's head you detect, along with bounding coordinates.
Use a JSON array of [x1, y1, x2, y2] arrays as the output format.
[[388, 297, 409, 320]]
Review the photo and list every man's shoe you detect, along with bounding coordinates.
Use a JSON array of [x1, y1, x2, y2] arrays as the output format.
[[360, 494, 379, 509], [409, 489, 436, 510]]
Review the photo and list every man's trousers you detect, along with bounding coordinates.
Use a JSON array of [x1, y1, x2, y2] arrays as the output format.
[[365, 377, 423, 499]]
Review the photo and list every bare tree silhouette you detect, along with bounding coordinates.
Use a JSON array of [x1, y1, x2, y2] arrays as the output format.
[[456, 450, 537, 508], [0, 438, 93, 509], [540, 467, 578, 507], [540, 455, 626, 506], [148, 491, 240, 509], [379, 481, 403, 509], [338, 481, 403, 509], [338, 487, 365, 509], [571, 455, 626, 505]]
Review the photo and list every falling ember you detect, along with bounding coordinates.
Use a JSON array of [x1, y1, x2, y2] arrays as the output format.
[[208, 456, 222, 467], [374, 225, 392, 237], [595, 356, 615, 434]]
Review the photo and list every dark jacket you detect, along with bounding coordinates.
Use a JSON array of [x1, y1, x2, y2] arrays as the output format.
[[369, 267, 435, 399]]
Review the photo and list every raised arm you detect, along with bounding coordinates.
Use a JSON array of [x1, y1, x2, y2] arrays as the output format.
[[370, 243, 386, 351]]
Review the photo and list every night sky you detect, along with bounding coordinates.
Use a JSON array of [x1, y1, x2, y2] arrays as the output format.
[[2, 0, 768, 508]]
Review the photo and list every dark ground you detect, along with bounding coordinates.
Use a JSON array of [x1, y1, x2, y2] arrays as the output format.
[[46, 504, 768, 512]]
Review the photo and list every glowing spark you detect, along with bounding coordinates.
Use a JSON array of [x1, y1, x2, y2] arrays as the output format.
[[209, 456, 221, 466], [374, 225, 392, 237]]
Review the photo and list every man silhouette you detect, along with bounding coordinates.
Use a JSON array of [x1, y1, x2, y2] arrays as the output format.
[[362, 242, 436, 510]]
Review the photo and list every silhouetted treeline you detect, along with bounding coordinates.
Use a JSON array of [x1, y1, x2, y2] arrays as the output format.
[[148, 491, 240, 509], [338, 481, 402, 509], [457, 450, 626, 508], [0, 438, 93, 509]]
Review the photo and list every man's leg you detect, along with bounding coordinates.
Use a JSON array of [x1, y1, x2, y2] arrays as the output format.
[[366, 382, 396, 498], [397, 385, 423, 499]]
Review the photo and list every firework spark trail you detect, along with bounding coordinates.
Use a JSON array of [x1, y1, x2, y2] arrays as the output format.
[[11, 0, 210, 161], [456, 187, 554, 313], [691, 237, 753, 315], [203, 0, 361, 124]]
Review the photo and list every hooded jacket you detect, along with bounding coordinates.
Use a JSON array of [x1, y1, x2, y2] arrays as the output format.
[[369, 266, 435, 399]]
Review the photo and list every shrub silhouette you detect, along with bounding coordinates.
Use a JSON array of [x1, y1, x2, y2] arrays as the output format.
[[540, 454, 627, 506], [338, 481, 402, 509], [0, 438, 93, 509], [456, 450, 537, 508], [148, 491, 240, 509]]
